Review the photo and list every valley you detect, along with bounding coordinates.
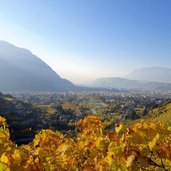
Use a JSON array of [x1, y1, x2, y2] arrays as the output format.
[[0, 90, 170, 145]]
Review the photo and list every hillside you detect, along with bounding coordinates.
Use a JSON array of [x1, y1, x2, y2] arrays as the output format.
[[126, 67, 171, 83], [0, 92, 42, 142], [0, 92, 74, 144], [0, 41, 75, 91], [149, 101, 171, 126]]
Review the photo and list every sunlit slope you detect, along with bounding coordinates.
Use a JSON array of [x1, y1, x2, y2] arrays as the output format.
[[149, 102, 171, 126]]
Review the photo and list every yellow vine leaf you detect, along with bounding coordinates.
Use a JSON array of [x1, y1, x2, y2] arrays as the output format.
[[57, 143, 68, 155], [12, 150, 20, 161], [0, 130, 6, 138], [34, 147, 41, 155], [0, 163, 10, 171], [33, 136, 40, 147], [0, 153, 10, 166], [126, 155, 135, 167], [34, 157, 39, 164], [167, 126, 171, 132], [115, 123, 123, 133], [94, 137, 106, 150], [0, 117, 6, 125], [148, 133, 160, 150]]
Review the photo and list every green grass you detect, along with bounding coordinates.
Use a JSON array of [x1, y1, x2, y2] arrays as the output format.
[[150, 102, 171, 126], [3, 97, 14, 102]]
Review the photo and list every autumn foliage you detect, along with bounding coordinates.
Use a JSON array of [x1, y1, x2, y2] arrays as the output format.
[[0, 115, 171, 171]]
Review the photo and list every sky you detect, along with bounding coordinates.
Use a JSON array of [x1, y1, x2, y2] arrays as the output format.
[[0, 0, 171, 84]]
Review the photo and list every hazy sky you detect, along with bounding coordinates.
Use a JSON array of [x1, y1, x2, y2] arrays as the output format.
[[0, 0, 171, 84]]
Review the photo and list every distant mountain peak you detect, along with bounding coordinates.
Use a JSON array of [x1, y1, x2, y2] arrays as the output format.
[[90, 77, 171, 91], [126, 67, 171, 83]]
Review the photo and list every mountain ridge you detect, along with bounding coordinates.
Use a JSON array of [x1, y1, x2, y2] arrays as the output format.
[[0, 41, 75, 92], [90, 77, 171, 91], [126, 67, 171, 83]]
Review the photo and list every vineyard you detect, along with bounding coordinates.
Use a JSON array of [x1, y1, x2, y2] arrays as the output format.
[[0, 115, 171, 171]]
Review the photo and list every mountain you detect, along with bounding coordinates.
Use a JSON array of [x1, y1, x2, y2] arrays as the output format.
[[90, 77, 171, 90], [126, 67, 171, 83], [0, 41, 75, 91]]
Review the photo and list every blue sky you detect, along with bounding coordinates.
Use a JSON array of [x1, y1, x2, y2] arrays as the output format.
[[0, 0, 171, 84]]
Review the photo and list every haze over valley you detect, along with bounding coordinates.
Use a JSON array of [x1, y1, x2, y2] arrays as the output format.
[[0, 40, 171, 92]]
